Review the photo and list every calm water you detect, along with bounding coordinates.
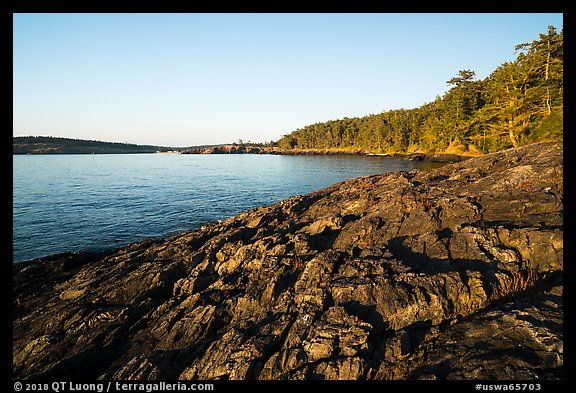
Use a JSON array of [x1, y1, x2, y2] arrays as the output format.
[[13, 154, 443, 263]]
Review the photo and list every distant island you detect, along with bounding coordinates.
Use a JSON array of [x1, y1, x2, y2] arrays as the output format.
[[12, 136, 183, 155]]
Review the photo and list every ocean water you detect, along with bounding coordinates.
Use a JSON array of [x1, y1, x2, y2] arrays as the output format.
[[13, 153, 444, 263]]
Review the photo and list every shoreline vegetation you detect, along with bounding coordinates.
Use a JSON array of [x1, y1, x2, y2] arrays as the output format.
[[180, 144, 473, 162]]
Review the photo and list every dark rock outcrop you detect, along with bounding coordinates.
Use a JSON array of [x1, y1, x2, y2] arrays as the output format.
[[13, 142, 563, 380], [393, 152, 469, 162]]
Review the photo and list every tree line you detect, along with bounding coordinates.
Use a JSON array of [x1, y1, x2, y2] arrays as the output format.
[[277, 26, 562, 154]]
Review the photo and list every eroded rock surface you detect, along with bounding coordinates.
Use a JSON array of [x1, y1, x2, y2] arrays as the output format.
[[13, 142, 563, 380]]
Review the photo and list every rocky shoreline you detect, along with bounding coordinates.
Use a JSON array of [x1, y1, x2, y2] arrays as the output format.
[[13, 142, 563, 380], [181, 144, 471, 162]]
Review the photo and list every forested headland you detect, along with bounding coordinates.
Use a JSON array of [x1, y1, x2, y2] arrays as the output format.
[[277, 26, 563, 155]]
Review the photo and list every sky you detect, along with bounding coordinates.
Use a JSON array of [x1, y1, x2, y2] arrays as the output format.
[[13, 13, 563, 147]]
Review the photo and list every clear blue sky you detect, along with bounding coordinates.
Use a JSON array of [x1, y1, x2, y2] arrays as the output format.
[[13, 13, 563, 147]]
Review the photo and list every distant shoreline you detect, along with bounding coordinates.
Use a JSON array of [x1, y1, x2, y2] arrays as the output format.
[[13, 146, 471, 163], [13, 136, 474, 163], [175, 145, 472, 163]]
